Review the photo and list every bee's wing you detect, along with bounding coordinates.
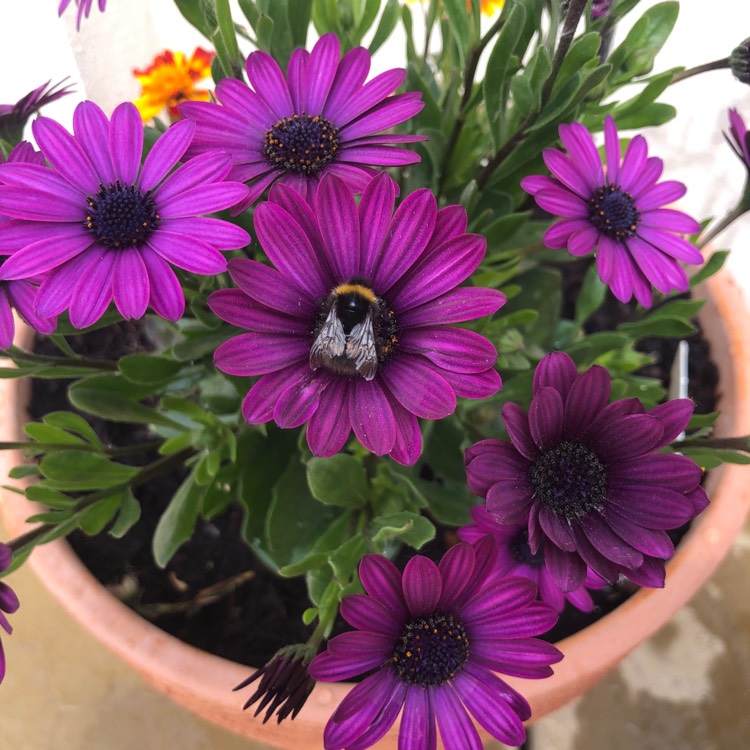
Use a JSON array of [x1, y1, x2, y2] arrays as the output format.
[[310, 306, 346, 370], [346, 312, 378, 381]]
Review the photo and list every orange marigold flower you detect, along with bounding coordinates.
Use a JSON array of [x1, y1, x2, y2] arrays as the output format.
[[133, 47, 215, 123]]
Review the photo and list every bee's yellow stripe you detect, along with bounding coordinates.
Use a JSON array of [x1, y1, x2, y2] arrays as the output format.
[[333, 283, 377, 302]]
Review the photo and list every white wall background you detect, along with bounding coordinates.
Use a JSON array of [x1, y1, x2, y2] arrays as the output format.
[[1, 0, 750, 287]]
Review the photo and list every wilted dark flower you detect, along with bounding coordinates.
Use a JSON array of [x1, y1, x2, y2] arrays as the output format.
[[0, 543, 20, 683], [464, 352, 709, 592], [0, 79, 73, 145], [234, 644, 316, 724], [730, 37, 750, 85]]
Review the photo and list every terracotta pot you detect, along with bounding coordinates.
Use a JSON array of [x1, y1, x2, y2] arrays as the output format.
[[2, 270, 750, 749]]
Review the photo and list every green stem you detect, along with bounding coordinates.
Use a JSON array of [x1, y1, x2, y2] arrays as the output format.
[[670, 58, 730, 84], [0, 439, 164, 457], [697, 195, 750, 250], [3, 346, 117, 371]]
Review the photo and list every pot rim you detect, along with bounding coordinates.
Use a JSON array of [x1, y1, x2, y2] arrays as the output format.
[[2, 270, 750, 747]]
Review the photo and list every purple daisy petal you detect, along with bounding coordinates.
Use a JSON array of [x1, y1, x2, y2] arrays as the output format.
[[274, 371, 327, 428], [345, 681, 408, 750], [612, 453, 701, 492], [359, 171, 397, 278], [464, 439, 530, 498], [339, 594, 401, 635], [528, 386, 565, 449], [153, 151, 233, 204], [602, 510, 675, 558], [542, 147, 592, 198], [432, 684, 483, 750], [0, 228, 92, 280], [35, 247, 98, 317], [6, 280, 57, 335], [326, 630, 393, 666], [0, 291, 14, 348], [436, 542, 476, 610], [399, 326, 498, 374], [215, 332, 308, 377], [317, 173, 360, 281], [332, 68, 406, 125], [558, 121, 605, 187], [140, 245, 185, 321], [240, 364, 309, 424], [387, 397, 423, 467], [358, 554, 408, 617], [532, 350, 579, 398], [439, 366, 502, 399], [112, 250, 149, 319], [305, 378, 353, 457], [72, 101, 116, 184], [402, 556, 442, 617], [305, 34, 340, 115], [471, 638, 562, 679], [109, 102, 143, 185], [453, 664, 527, 747], [137, 119, 195, 192], [286, 47, 310, 113], [145, 231, 227, 275], [322, 46, 371, 120], [208, 289, 309, 335], [562, 364, 610, 437], [379, 355, 457, 420], [245, 50, 294, 118], [501, 403, 538, 460], [606, 485, 695, 529], [349, 378, 397, 455], [544, 544, 587, 591], [396, 686, 436, 750], [69, 252, 116, 328]]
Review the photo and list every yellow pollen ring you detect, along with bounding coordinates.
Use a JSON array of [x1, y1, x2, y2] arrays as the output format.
[[333, 283, 377, 302]]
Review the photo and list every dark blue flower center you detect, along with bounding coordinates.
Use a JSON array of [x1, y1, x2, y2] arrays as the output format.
[[589, 184, 640, 239], [84, 181, 159, 249], [510, 529, 545, 567], [264, 113, 340, 176], [529, 440, 607, 519], [392, 612, 469, 686]]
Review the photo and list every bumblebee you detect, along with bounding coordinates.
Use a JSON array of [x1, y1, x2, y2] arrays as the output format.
[[310, 281, 394, 380]]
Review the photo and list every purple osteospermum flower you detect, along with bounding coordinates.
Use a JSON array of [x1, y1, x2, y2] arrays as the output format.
[[58, 0, 107, 29], [726, 108, 750, 170], [0, 142, 57, 347], [464, 351, 709, 592], [0, 101, 250, 328], [0, 543, 20, 684], [521, 115, 703, 307], [458, 505, 606, 613], [309, 539, 562, 750], [180, 33, 425, 212], [0, 79, 73, 144], [209, 172, 505, 465]]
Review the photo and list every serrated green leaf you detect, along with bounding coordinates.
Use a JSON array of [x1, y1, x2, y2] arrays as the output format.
[[307, 454, 369, 508]]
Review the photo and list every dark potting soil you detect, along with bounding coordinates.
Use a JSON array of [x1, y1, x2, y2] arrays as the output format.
[[27, 260, 718, 666]]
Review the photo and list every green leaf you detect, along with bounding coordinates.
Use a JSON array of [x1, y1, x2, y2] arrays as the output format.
[[442, 0, 470, 67], [24, 423, 88, 447], [646, 299, 704, 321], [608, 1, 679, 85], [79, 494, 122, 536], [329, 534, 366, 581], [307, 454, 369, 508], [69, 375, 182, 428], [618, 316, 696, 338], [173, 0, 216, 38], [575, 264, 607, 326], [551, 32, 601, 95], [25, 486, 75, 509], [370, 511, 435, 549], [39, 451, 138, 490], [119, 354, 183, 385], [43, 412, 103, 447], [109, 489, 142, 538], [263, 457, 341, 568], [153, 470, 208, 568], [368, 0, 399, 55], [411, 478, 474, 527], [287, 0, 313, 47], [680, 447, 750, 470], [483, 2, 526, 145], [690, 250, 729, 288], [687, 411, 719, 430]]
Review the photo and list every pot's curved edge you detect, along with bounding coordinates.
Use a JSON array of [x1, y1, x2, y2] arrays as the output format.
[[502, 269, 750, 716], [2, 268, 749, 746]]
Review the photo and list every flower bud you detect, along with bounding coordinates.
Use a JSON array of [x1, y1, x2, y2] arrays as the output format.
[[730, 37, 750, 84]]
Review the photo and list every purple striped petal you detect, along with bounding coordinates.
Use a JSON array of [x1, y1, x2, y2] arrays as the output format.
[[109, 103, 143, 185], [0, 229, 92, 280], [323, 46, 371, 121], [245, 51, 293, 118], [273, 372, 327, 428], [453, 663, 527, 745], [0, 291, 14, 348], [240, 363, 309, 423], [534, 186, 589, 218], [32, 115, 99, 193], [214, 332, 308, 376], [35, 247, 98, 317], [465, 439, 529, 498], [432, 685, 483, 750], [501, 403, 537, 460], [402, 555, 441, 617], [154, 151, 233, 204], [544, 543, 586, 591], [6, 280, 56, 334], [533, 351, 579, 398], [317, 174, 360, 281], [159, 217, 249, 251], [399, 327, 498, 374], [399, 287, 505, 327], [0, 186, 84, 222], [634, 180, 686, 211], [157, 182, 248, 219], [537, 507, 577, 552], [437, 542, 475, 610], [439, 366, 501, 399], [379, 355, 456, 419], [359, 172, 396, 278], [137, 119, 195, 191], [286, 47, 309, 113], [208, 289, 309, 334], [612, 453, 701, 491], [305, 34, 340, 115], [326, 630, 392, 664], [214, 77, 276, 129], [146, 231, 227, 275], [617, 135, 648, 193], [339, 144, 421, 165], [603, 115, 620, 184], [69, 252, 115, 328], [543, 148, 593, 197], [580, 513, 643, 568], [559, 121, 604, 186], [306, 377, 352, 456], [606, 485, 695, 529], [386, 394, 423, 466], [112, 250, 149, 319], [563, 364, 610, 437], [602, 510, 674, 558], [332, 68, 406, 125], [141, 245, 185, 320], [339, 593, 401, 635], [637, 225, 703, 263], [0, 163, 83, 204], [471, 637, 562, 678], [349, 378, 396, 455], [358, 554, 408, 617], [339, 92, 424, 140], [486, 480, 534, 524], [399, 682, 437, 750], [587, 413, 664, 461], [528, 386, 565, 449], [73, 101, 116, 184], [371, 188, 436, 293]]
